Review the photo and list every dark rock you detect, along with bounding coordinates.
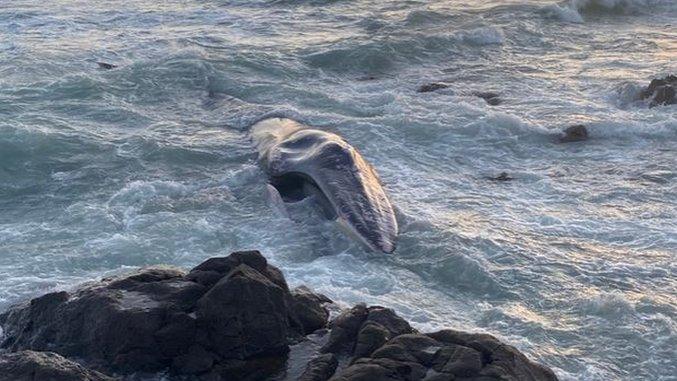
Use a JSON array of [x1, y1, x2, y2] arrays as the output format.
[[330, 330, 558, 381], [97, 62, 117, 70], [489, 172, 513, 181], [353, 322, 391, 359], [417, 83, 449, 93], [429, 329, 559, 380], [431, 345, 482, 376], [331, 357, 427, 381], [187, 250, 289, 291], [299, 353, 339, 381], [640, 75, 676, 107], [0, 250, 559, 381], [0, 350, 117, 381], [0, 251, 299, 380], [652, 85, 676, 107], [374, 334, 441, 365], [322, 304, 369, 354], [291, 285, 333, 335], [559, 124, 588, 143], [473, 91, 502, 105], [365, 307, 413, 337], [171, 345, 214, 375], [321, 304, 415, 357], [195, 263, 290, 360]]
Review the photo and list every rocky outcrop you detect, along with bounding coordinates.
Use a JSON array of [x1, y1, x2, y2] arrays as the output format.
[[0, 350, 117, 381], [558, 124, 588, 143], [472, 91, 502, 105], [488, 172, 513, 181], [330, 331, 557, 381], [640, 75, 676, 107], [298, 353, 339, 381], [417, 83, 449, 93], [0, 250, 330, 380], [310, 305, 556, 381], [0, 250, 558, 381], [292, 285, 333, 335], [321, 304, 415, 358], [97, 62, 117, 70]]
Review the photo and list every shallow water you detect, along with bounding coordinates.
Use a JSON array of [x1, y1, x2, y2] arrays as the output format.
[[0, 0, 676, 379]]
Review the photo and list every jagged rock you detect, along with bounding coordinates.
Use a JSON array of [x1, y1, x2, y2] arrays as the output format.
[[489, 172, 513, 181], [299, 353, 339, 381], [196, 263, 290, 360], [429, 330, 558, 380], [322, 305, 414, 358], [0, 250, 559, 381], [559, 124, 588, 143], [0, 350, 117, 381], [97, 62, 117, 70], [332, 331, 558, 381], [322, 304, 369, 354], [354, 322, 391, 359], [0, 250, 301, 380], [640, 75, 676, 107], [292, 285, 333, 335], [417, 83, 449, 93]]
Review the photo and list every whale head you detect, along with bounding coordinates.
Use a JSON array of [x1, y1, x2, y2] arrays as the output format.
[[251, 118, 398, 253]]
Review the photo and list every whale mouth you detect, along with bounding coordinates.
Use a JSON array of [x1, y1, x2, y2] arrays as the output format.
[[252, 118, 398, 253], [269, 166, 397, 254]]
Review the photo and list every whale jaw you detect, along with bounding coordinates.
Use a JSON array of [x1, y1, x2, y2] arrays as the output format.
[[336, 216, 396, 254], [251, 118, 398, 254]]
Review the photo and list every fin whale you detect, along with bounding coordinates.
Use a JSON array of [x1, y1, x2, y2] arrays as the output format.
[[251, 118, 398, 253]]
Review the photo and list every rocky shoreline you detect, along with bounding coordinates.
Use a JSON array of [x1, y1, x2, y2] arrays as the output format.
[[0, 251, 558, 381]]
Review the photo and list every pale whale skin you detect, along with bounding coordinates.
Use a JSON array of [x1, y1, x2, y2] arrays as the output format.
[[251, 118, 398, 253]]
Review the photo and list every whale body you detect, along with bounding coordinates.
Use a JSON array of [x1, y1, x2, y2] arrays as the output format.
[[251, 118, 398, 253]]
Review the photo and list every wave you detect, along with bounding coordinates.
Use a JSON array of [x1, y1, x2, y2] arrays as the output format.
[[302, 28, 503, 74], [542, 0, 675, 22], [454, 26, 504, 46]]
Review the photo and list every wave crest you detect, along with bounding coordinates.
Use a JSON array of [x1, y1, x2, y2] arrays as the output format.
[[543, 0, 674, 22]]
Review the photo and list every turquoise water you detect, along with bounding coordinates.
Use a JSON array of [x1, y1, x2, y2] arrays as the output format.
[[0, 0, 675, 379]]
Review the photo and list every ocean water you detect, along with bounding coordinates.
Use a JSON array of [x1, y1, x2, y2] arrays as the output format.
[[0, 0, 675, 379]]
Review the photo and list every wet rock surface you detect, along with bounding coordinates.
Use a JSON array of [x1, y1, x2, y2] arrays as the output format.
[[488, 172, 513, 181], [0, 350, 117, 381], [417, 83, 449, 93], [0, 251, 557, 381], [640, 75, 676, 107], [472, 91, 502, 105], [558, 124, 588, 143], [298, 353, 339, 381], [97, 62, 117, 70]]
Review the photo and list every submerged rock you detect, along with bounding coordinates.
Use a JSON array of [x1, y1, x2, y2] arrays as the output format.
[[640, 75, 676, 107], [488, 172, 513, 181], [0, 250, 557, 381], [559, 124, 588, 143], [0, 350, 117, 381], [97, 62, 117, 70], [417, 82, 449, 93], [472, 91, 502, 105]]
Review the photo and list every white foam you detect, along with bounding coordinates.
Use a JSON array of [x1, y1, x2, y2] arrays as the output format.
[[455, 26, 505, 45], [578, 292, 635, 319]]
